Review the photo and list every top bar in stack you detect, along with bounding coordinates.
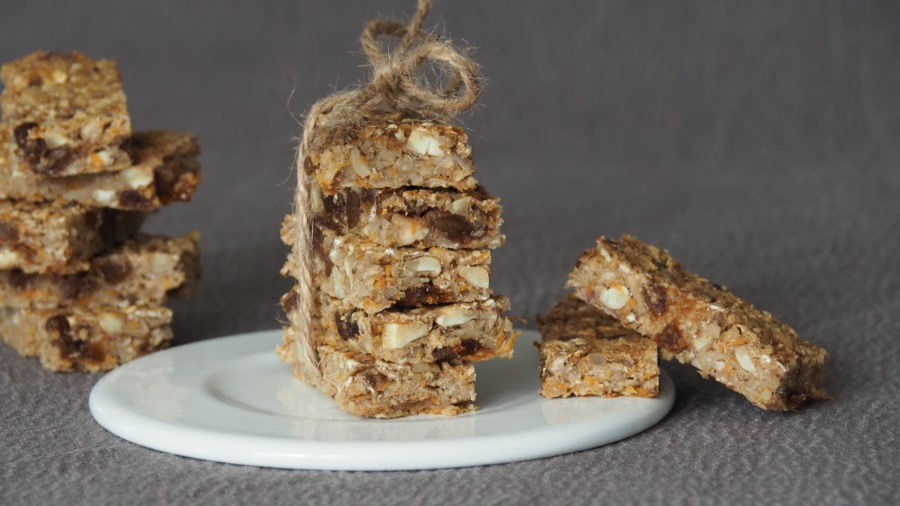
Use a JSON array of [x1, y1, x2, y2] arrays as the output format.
[[278, 320, 477, 418], [1, 51, 132, 176], [306, 118, 477, 194], [567, 234, 830, 410]]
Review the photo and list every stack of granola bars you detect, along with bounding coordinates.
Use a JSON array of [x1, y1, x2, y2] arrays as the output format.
[[279, 119, 517, 418], [0, 51, 202, 372]]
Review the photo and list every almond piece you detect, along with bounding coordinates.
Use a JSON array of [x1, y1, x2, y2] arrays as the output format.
[[382, 322, 430, 349], [458, 266, 489, 290], [405, 256, 442, 275], [435, 306, 477, 328], [406, 127, 446, 156]]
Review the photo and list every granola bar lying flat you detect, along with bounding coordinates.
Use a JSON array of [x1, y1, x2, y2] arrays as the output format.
[[567, 235, 830, 410], [0, 200, 146, 274], [1, 51, 132, 176], [0, 129, 201, 210], [282, 219, 492, 313], [278, 323, 476, 418], [306, 119, 477, 194], [0, 233, 200, 308], [0, 305, 172, 372], [281, 288, 516, 364], [536, 294, 659, 398], [6, 123, 131, 177], [314, 185, 505, 249]]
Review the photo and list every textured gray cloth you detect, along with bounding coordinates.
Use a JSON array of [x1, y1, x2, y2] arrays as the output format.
[[1, 1, 898, 504]]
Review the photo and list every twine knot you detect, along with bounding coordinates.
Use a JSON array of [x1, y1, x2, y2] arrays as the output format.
[[301, 0, 482, 152]]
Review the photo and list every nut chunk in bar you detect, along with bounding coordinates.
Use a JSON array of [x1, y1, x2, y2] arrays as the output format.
[[282, 217, 492, 314], [0, 129, 201, 211], [0, 200, 146, 275], [1, 51, 132, 176], [314, 185, 506, 249], [282, 288, 516, 365], [0, 305, 172, 372], [567, 234, 830, 410], [307, 118, 477, 194], [536, 294, 659, 399], [0, 233, 200, 309], [278, 323, 476, 418]]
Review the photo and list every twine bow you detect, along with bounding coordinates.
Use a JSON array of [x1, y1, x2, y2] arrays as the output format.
[[291, 0, 483, 384]]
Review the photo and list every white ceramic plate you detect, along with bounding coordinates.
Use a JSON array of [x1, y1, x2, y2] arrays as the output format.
[[90, 329, 674, 470]]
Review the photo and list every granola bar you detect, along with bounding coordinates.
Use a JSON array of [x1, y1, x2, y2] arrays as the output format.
[[314, 185, 505, 249], [0, 233, 200, 308], [0, 304, 172, 372], [282, 219, 492, 313], [1, 51, 132, 176], [536, 294, 659, 398], [0, 200, 146, 274], [0, 129, 201, 210], [278, 322, 476, 418], [567, 235, 830, 410], [306, 118, 477, 194], [281, 288, 516, 364], [6, 123, 131, 177]]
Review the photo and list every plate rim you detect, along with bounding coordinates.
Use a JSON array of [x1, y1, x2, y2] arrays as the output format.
[[89, 328, 674, 470]]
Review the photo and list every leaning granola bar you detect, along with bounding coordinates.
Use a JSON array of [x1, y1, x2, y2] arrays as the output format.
[[314, 185, 505, 249], [0, 200, 146, 274], [0, 304, 172, 372], [281, 288, 516, 364], [0, 233, 200, 308], [536, 294, 659, 398], [567, 234, 830, 410], [278, 322, 476, 418], [0, 129, 201, 210], [1, 51, 132, 176], [306, 118, 477, 194]]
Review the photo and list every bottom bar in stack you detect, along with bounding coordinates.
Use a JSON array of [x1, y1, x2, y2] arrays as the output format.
[[278, 320, 476, 419], [0, 305, 173, 372], [277, 287, 511, 417]]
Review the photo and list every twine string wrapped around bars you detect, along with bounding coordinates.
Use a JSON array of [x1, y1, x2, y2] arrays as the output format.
[[291, 0, 483, 384]]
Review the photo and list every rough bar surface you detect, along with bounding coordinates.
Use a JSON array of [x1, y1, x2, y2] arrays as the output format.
[[282, 218, 492, 313], [537, 294, 659, 398], [0, 200, 146, 275], [278, 322, 477, 419], [567, 234, 829, 410], [0, 304, 172, 372], [0, 129, 201, 210], [0, 233, 200, 308], [307, 119, 477, 194], [0, 51, 132, 176], [1, 122, 132, 177], [314, 185, 505, 249], [281, 288, 516, 364]]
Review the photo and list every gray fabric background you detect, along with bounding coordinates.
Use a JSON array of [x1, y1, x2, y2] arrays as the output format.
[[2, 1, 898, 504]]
